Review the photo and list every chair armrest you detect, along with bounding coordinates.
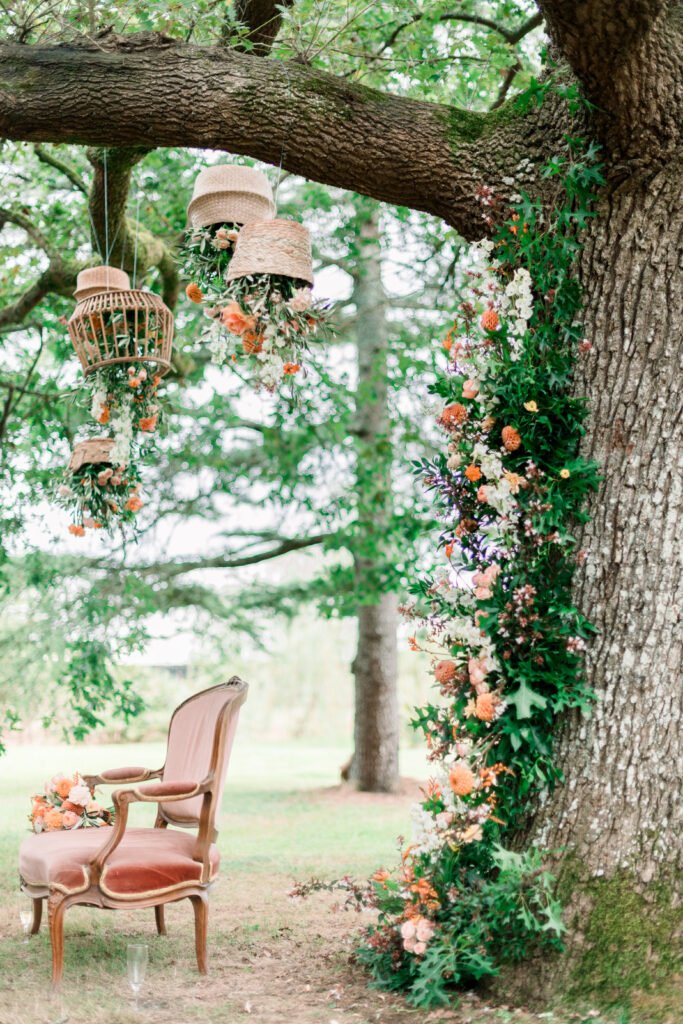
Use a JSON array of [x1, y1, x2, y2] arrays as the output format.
[[131, 780, 204, 801], [82, 766, 163, 788], [87, 776, 213, 885]]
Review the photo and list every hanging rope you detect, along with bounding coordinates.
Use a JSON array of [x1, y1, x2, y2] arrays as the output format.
[[132, 187, 142, 289], [273, 62, 294, 209], [103, 148, 109, 288]]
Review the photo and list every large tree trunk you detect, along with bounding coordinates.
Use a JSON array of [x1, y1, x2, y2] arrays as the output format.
[[504, 165, 683, 1003], [350, 205, 400, 793]]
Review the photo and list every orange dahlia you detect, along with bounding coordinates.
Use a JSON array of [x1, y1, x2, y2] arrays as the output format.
[[501, 426, 522, 451], [449, 763, 475, 796], [44, 808, 64, 831], [475, 693, 496, 721], [480, 308, 499, 331], [434, 660, 457, 685], [464, 464, 482, 482], [439, 403, 467, 428]]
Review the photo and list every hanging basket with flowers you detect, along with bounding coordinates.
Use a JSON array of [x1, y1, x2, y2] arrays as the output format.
[[68, 267, 174, 378], [180, 164, 276, 291], [201, 219, 332, 392], [56, 438, 144, 536], [68, 267, 169, 463]]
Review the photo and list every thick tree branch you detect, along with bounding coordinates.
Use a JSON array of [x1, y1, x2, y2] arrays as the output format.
[[536, 0, 682, 161], [0, 35, 570, 238]]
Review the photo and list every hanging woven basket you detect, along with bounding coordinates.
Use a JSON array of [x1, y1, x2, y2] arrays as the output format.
[[187, 165, 276, 230], [68, 288, 174, 377], [68, 438, 115, 473], [74, 266, 131, 302], [226, 219, 313, 285]]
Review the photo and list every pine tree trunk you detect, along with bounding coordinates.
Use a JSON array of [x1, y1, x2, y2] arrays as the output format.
[[349, 204, 400, 793], [502, 165, 683, 1003]]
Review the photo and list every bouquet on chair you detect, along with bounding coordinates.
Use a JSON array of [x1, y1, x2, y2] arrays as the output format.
[[29, 773, 114, 833]]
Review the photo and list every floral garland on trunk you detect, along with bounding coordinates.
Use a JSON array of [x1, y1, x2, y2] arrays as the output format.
[[292, 120, 604, 1008]]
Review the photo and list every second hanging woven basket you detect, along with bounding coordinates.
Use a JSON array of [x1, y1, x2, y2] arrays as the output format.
[[226, 219, 313, 285]]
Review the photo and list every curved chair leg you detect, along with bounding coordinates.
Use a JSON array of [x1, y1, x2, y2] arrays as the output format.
[[190, 894, 209, 975], [30, 897, 43, 935], [154, 904, 167, 936], [47, 892, 67, 991]]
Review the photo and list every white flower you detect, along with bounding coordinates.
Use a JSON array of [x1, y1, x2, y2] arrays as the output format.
[[287, 287, 313, 313], [67, 784, 91, 807]]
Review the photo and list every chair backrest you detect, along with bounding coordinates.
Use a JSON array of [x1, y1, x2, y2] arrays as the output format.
[[158, 678, 247, 833]]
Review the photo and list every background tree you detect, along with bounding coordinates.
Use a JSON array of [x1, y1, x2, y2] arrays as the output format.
[[0, 0, 680, 1002]]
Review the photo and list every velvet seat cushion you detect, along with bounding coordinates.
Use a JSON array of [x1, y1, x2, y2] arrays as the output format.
[[19, 828, 219, 897]]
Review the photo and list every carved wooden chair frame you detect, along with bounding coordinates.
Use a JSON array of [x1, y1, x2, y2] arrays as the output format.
[[19, 678, 248, 989]]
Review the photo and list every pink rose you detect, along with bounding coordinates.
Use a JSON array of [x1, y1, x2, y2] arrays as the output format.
[[403, 936, 416, 953], [474, 586, 492, 600], [86, 800, 102, 814], [62, 811, 80, 829], [468, 657, 487, 687], [416, 919, 434, 942], [462, 379, 479, 399], [414, 942, 427, 956], [400, 920, 416, 940]]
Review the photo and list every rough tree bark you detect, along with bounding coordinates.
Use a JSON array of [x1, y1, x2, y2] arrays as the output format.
[[0, 0, 681, 1000], [350, 206, 400, 793]]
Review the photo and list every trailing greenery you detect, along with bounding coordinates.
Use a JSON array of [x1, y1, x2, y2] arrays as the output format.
[[352, 96, 604, 1006]]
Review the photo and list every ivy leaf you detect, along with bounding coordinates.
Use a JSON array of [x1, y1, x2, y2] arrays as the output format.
[[541, 901, 567, 934], [507, 681, 548, 719]]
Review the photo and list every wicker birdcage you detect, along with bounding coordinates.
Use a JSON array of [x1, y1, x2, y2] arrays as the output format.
[[187, 165, 276, 230], [68, 438, 115, 473], [226, 219, 313, 285], [68, 288, 174, 377]]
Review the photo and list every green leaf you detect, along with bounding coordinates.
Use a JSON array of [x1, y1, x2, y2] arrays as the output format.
[[507, 681, 548, 719]]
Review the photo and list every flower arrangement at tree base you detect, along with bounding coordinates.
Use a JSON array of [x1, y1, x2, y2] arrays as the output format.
[[56, 438, 143, 535], [290, 118, 603, 1008], [29, 773, 113, 832]]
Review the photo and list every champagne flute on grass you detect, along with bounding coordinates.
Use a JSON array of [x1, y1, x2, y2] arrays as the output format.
[[19, 908, 32, 943], [127, 943, 148, 1011]]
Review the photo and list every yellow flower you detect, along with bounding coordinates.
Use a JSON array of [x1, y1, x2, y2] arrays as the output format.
[[560, 468, 571, 479], [524, 400, 538, 412]]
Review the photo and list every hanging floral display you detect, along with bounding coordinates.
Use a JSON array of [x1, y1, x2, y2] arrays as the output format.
[[180, 164, 276, 289], [56, 439, 143, 535], [87, 362, 163, 465], [29, 772, 113, 832], [196, 219, 332, 392]]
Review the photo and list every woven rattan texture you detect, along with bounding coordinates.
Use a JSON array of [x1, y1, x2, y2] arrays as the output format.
[[68, 290, 174, 376], [68, 438, 115, 472], [227, 219, 313, 285]]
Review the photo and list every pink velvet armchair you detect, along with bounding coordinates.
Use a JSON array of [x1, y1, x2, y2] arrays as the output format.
[[18, 678, 248, 988]]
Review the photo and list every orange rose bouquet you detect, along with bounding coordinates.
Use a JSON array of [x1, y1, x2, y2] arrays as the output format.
[[29, 773, 114, 833]]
